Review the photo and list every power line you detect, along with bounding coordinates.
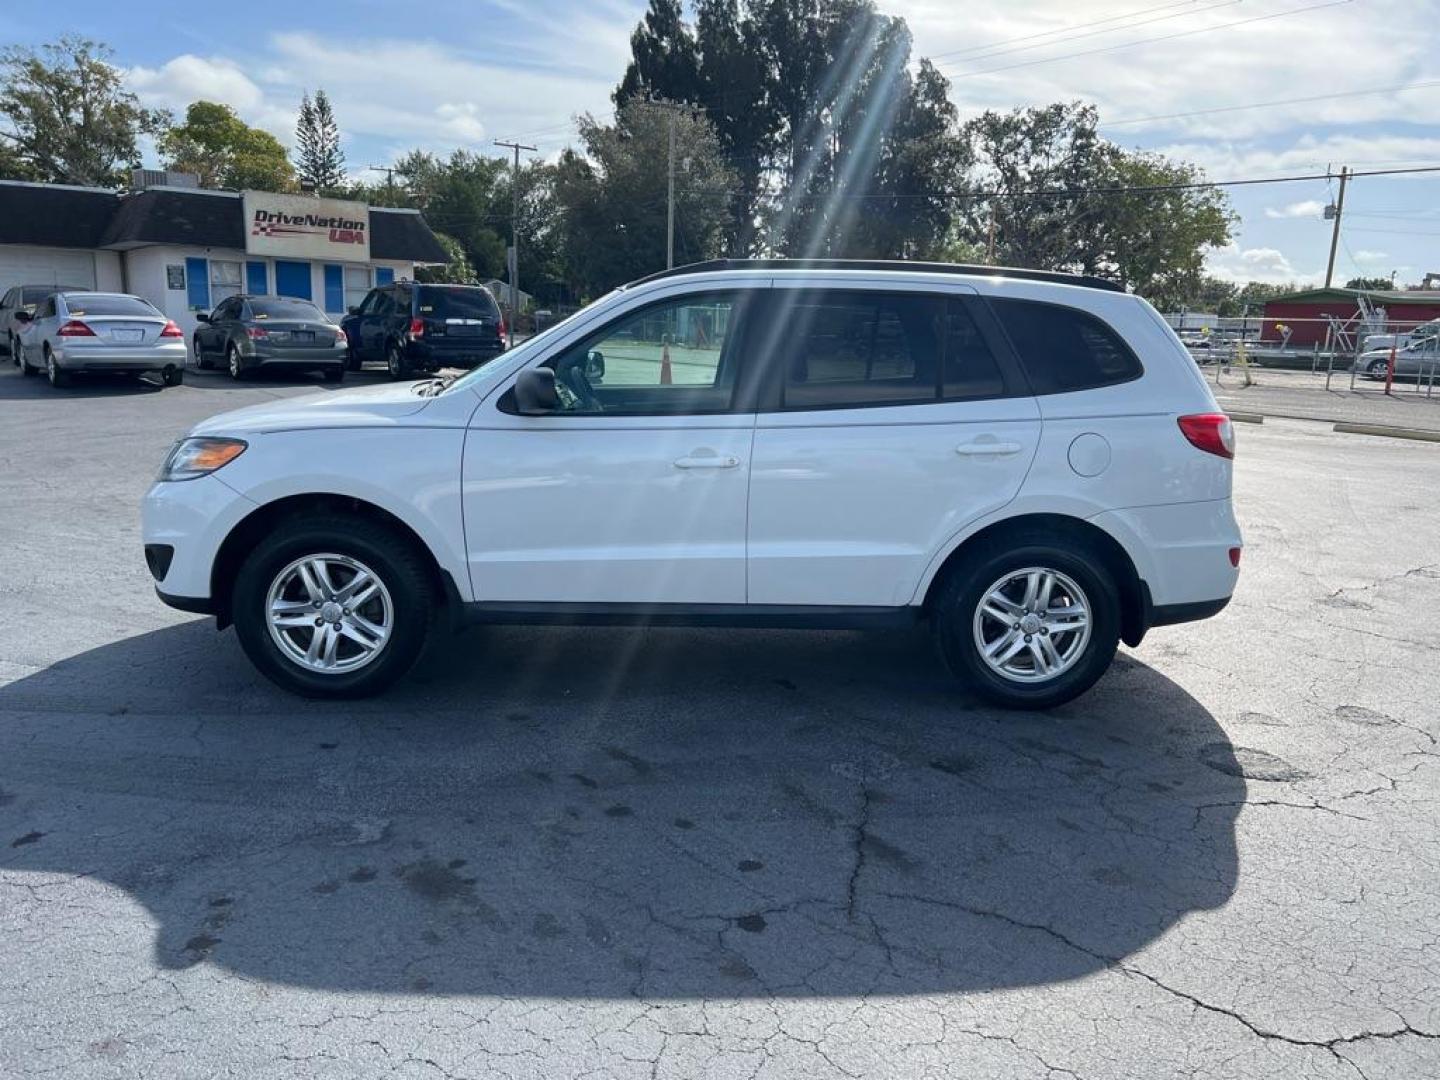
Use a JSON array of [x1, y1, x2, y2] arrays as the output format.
[[937, 0, 1354, 80], [928, 0, 1240, 65], [1102, 77, 1440, 128]]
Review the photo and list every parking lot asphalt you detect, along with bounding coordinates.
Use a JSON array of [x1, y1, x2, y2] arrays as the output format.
[[2, 363, 1438, 1080]]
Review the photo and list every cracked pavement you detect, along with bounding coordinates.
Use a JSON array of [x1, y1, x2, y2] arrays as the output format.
[[1, 370, 1437, 1079]]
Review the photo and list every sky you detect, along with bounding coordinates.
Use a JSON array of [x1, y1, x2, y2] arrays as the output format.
[[8, 0, 1440, 288]]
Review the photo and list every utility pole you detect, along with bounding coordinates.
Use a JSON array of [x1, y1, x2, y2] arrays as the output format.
[[667, 111, 677, 269], [367, 164, 397, 202], [1324, 165, 1349, 290], [494, 139, 536, 348], [985, 206, 997, 265]]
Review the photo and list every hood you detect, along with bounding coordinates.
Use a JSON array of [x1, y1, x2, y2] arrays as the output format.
[[189, 380, 434, 436]]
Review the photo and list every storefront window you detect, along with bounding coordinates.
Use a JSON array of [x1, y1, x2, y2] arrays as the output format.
[[210, 260, 243, 305], [344, 266, 371, 312]]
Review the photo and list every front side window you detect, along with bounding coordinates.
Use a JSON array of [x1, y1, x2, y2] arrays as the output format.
[[524, 291, 747, 415], [989, 298, 1142, 395], [209, 260, 243, 307]]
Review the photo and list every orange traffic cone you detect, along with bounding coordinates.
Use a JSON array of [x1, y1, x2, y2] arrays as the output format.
[[660, 339, 673, 385]]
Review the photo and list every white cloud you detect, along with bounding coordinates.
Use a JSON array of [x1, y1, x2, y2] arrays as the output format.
[[1205, 242, 1320, 286], [1265, 200, 1326, 219], [1352, 249, 1391, 264], [128, 55, 266, 114]]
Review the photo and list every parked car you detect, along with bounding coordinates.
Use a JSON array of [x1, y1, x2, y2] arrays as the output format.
[[1358, 337, 1440, 380], [1361, 318, 1440, 355], [340, 282, 506, 378], [15, 291, 185, 387], [2, 283, 85, 362], [193, 295, 347, 382], [143, 259, 1241, 707]]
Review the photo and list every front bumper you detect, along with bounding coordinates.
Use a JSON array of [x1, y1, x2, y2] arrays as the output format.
[[141, 473, 256, 604]]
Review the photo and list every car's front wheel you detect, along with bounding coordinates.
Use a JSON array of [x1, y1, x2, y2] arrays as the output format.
[[1366, 359, 1389, 379], [231, 514, 436, 697], [934, 533, 1120, 709], [227, 344, 246, 380]]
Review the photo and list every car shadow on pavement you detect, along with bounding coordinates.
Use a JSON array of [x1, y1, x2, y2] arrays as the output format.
[[0, 619, 1242, 999], [0, 370, 167, 398]]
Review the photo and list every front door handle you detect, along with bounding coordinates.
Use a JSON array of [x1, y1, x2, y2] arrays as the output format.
[[955, 440, 1024, 457], [674, 454, 741, 469]]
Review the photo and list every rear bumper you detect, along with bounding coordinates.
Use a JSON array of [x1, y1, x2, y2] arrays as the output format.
[[249, 350, 345, 367], [53, 346, 187, 371], [1090, 499, 1241, 609], [409, 341, 504, 369]]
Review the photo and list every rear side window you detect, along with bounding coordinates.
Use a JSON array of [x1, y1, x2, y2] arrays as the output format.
[[416, 286, 498, 320], [775, 291, 1008, 409], [989, 298, 1141, 395]]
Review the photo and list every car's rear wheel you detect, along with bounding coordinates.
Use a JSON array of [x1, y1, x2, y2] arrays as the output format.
[[44, 348, 71, 388], [386, 341, 407, 380], [934, 533, 1120, 710], [322, 365, 344, 383], [231, 515, 436, 698], [227, 344, 246, 380], [162, 365, 184, 387]]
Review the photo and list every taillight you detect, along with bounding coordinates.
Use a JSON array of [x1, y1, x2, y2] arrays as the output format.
[[246, 327, 269, 340], [408, 317, 425, 339], [57, 320, 95, 337], [1177, 413, 1235, 459], [335, 328, 347, 346], [160, 320, 183, 338], [1229, 547, 1242, 567], [497, 314, 507, 340]]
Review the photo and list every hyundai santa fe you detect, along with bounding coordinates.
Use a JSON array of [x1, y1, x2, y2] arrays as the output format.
[[142, 260, 1242, 708]]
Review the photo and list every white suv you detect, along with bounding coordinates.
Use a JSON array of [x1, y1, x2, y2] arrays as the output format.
[[142, 261, 1241, 708]]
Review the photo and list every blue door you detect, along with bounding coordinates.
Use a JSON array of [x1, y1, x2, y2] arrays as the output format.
[[246, 261, 268, 295], [275, 261, 311, 300]]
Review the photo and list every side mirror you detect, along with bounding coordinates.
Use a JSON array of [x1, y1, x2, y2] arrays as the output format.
[[12, 310, 31, 323], [347, 306, 359, 316], [195, 313, 211, 323], [514, 368, 559, 415]]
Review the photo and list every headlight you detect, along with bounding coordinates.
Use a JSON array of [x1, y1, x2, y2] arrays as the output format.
[[159, 437, 248, 482]]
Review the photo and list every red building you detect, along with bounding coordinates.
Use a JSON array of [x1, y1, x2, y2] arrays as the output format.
[[1261, 288, 1440, 347]]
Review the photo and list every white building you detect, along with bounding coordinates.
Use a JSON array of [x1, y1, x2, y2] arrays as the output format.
[[0, 178, 449, 337]]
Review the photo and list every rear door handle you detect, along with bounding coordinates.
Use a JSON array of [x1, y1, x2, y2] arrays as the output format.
[[955, 441, 1024, 457], [674, 455, 741, 469]]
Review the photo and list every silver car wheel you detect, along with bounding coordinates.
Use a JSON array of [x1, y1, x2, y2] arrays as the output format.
[[265, 553, 394, 675], [387, 344, 403, 378], [972, 566, 1092, 684], [228, 346, 241, 379], [45, 351, 58, 385]]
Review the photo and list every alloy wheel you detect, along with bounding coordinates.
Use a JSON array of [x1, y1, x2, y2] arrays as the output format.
[[972, 567, 1092, 684], [265, 553, 394, 675]]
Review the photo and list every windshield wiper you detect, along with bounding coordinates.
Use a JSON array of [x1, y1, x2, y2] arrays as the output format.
[[412, 375, 458, 397]]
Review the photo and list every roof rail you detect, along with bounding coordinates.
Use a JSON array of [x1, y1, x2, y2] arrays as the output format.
[[625, 258, 1126, 294]]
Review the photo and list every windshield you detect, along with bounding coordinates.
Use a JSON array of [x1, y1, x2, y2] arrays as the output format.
[[62, 294, 159, 317], [444, 294, 617, 396], [250, 298, 326, 321], [417, 287, 499, 320]]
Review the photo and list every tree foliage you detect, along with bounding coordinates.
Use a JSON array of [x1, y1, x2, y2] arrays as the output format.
[[413, 232, 477, 284], [553, 102, 735, 295], [294, 89, 346, 193], [1345, 275, 1393, 291], [159, 101, 293, 191], [0, 36, 167, 186]]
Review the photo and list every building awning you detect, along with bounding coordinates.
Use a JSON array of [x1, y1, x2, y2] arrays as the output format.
[[0, 182, 119, 248], [0, 180, 450, 265]]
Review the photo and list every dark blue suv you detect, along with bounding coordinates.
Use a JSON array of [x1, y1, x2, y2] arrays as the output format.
[[341, 282, 506, 378]]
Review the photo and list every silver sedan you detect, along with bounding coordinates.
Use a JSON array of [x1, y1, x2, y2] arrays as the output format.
[[1357, 340, 1440, 381], [15, 291, 187, 388]]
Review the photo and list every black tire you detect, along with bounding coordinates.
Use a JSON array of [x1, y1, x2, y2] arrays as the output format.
[[8, 334, 17, 366], [193, 336, 212, 371], [385, 341, 407, 380], [162, 366, 184, 387], [44, 348, 71, 388], [227, 343, 246, 380], [322, 365, 344, 383], [231, 514, 436, 698], [933, 531, 1120, 710], [18, 342, 35, 375], [345, 343, 362, 372]]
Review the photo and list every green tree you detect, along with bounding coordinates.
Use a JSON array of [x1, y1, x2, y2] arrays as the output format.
[[159, 101, 293, 191], [554, 102, 736, 296], [615, 0, 702, 108], [394, 149, 509, 279], [413, 232, 477, 284], [0, 36, 167, 186], [294, 89, 346, 193], [1345, 275, 1393, 291]]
